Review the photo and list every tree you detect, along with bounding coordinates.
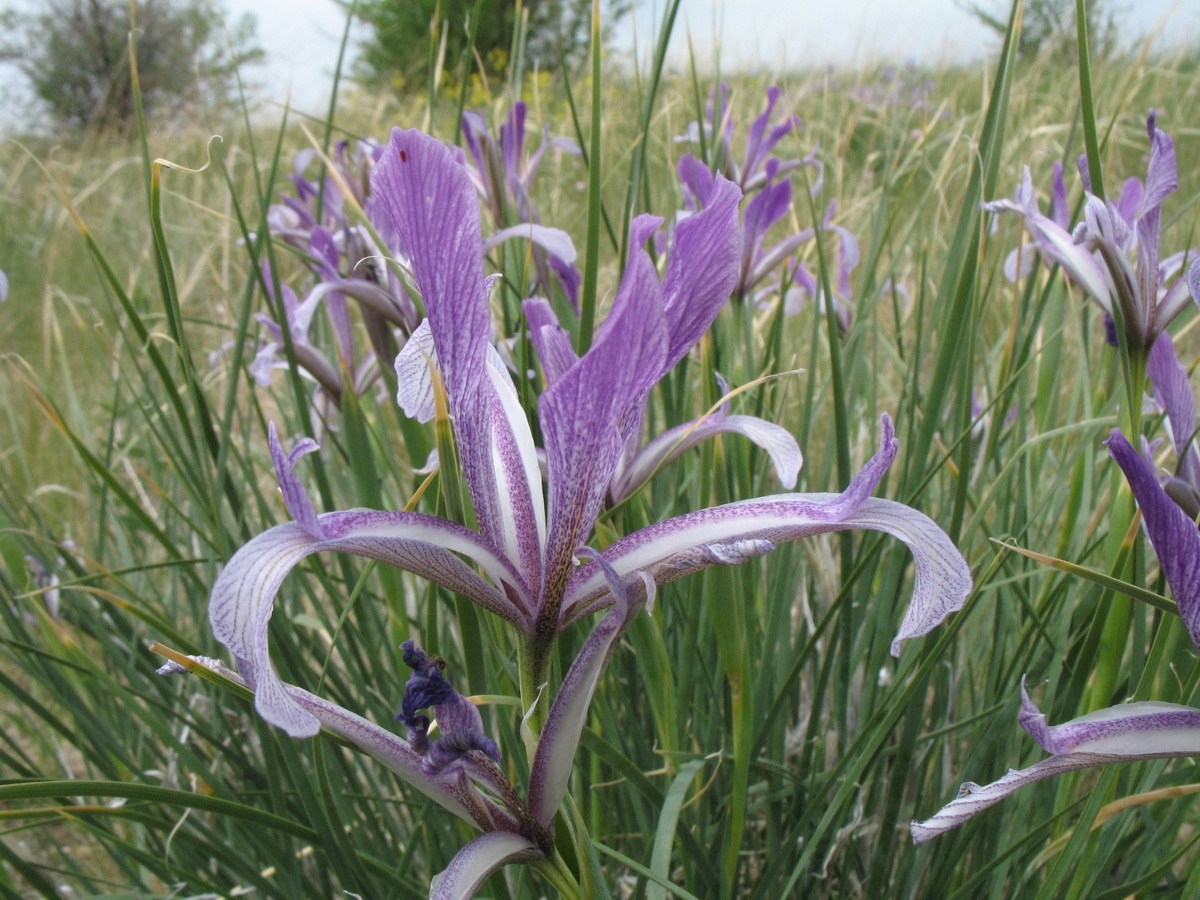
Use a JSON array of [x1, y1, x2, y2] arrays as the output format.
[[958, 0, 1122, 57], [351, 0, 628, 91], [0, 0, 263, 131]]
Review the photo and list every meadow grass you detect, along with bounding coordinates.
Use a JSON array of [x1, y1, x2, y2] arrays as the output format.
[[2, 9, 1200, 897]]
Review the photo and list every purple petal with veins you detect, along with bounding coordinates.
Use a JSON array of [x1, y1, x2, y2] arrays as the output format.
[[1147, 331, 1200, 487], [1106, 428, 1200, 650], [374, 130, 545, 587], [562, 416, 972, 655], [538, 218, 670, 608], [912, 681, 1200, 843], [660, 175, 742, 371]]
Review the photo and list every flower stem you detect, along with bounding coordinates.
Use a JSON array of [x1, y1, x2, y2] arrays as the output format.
[[519, 635, 548, 759], [532, 850, 583, 899], [1087, 343, 1146, 710]]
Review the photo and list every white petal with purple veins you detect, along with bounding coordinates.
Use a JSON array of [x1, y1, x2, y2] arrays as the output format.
[[913, 687, 1200, 843], [429, 831, 542, 900]]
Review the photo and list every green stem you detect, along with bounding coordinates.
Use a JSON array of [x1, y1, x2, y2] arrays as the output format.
[[1087, 344, 1145, 710], [518, 635, 548, 759], [532, 851, 583, 899]]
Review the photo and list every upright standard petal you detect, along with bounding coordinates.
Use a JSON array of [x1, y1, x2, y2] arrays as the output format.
[[1106, 429, 1200, 649], [538, 220, 670, 610], [912, 684, 1200, 843], [375, 129, 545, 588], [373, 128, 490, 410], [372, 130, 498, 529], [661, 175, 742, 371]]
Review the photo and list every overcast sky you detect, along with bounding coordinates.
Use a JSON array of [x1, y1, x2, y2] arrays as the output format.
[[231, 0, 1198, 115], [1, 0, 1196, 125]]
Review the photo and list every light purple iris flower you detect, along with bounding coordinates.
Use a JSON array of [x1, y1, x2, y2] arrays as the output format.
[[461, 102, 582, 305], [676, 83, 821, 196], [779, 201, 862, 330], [995, 161, 1070, 282], [255, 141, 421, 406], [985, 113, 1197, 349], [912, 679, 1200, 842], [208, 128, 971, 892], [673, 87, 823, 310], [914, 422, 1200, 842]]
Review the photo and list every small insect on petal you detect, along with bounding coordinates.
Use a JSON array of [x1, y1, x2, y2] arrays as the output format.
[[400, 149, 408, 163]]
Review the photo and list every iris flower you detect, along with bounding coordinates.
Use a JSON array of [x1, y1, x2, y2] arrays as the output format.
[[208, 127, 971, 893], [676, 83, 819, 195], [461, 102, 582, 305], [912, 423, 1200, 842], [985, 113, 1195, 349]]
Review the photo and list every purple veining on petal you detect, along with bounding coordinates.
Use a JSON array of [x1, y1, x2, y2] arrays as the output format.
[[561, 416, 971, 655], [429, 831, 542, 900], [660, 175, 742, 372], [268, 423, 325, 540], [209, 511, 532, 737], [913, 682, 1200, 843], [538, 217, 670, 611], [1106, 429, 1200, 650]]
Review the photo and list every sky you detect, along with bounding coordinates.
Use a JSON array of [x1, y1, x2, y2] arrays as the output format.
[[226, 0, 1200, 117], [229, 0, 1198, 116], [2, 0, 1197, 124]]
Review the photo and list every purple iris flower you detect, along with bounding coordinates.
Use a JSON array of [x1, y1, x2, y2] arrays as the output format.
[[985, 113, 1197, 349], [676, 83, 821, 196], [207, 128, 972, 892], [461, 102, 582, 305], [912, 679, 1200, 842], [675, 88, 823, 308], [913, 416, 1200, 842], [995, 161, 1070, 282], [778, 201, 862, 330], [255, 141, 421, 408]]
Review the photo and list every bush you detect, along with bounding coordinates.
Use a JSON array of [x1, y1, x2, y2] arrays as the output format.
[[0, 0, 263, 131]]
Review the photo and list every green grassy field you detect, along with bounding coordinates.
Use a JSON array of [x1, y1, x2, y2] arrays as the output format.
[[3, 10, 1200, 897]]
